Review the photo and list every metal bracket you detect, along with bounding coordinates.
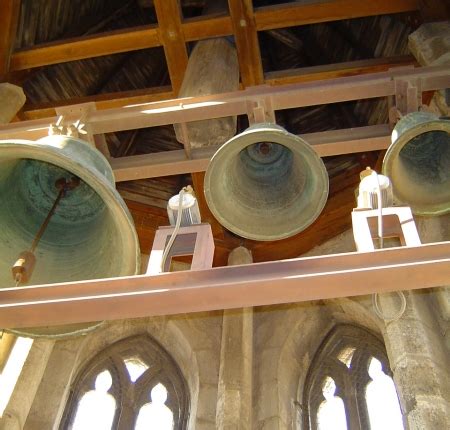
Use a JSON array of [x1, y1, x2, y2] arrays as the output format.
[[247, 97, 276, 125], [147, 223, 215, 275], [54, 102, 111, 158], [390, 76, 422, 125]]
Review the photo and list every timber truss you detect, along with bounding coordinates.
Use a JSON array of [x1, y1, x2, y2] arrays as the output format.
[[2, 0, 447, 119]]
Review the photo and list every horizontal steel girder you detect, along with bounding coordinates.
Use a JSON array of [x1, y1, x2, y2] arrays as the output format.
[[1, 242, 449, 329]]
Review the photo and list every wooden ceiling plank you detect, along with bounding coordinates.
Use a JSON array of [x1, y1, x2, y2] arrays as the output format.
[[254, 0, 419, 31], [228, 0, 264, 87], [154, 0, 188, 94], [0, 0, 21, 79]]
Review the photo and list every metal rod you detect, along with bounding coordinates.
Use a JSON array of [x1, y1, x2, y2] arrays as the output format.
[[11, 177, 80, 286], [30, 187, 65, 253]]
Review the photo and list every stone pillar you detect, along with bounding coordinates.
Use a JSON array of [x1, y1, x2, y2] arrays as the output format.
[[0, 83, 26, 124], [24, 337, 86, 429], [415, 215, 450, 350], [216, 247, 253, 429], [0, 339, 54, 430], [381, 289, 450, 429]]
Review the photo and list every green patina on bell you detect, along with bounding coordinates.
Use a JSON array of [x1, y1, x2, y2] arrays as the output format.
[[0, 134, 141, 338], [383, 111, 450, 216], [204, 123, 329, 241]]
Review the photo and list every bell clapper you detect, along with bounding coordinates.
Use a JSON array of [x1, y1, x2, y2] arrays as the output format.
[[11, 176, 80, 286]]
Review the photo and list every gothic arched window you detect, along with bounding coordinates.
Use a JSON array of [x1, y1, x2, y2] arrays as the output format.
[[302, 325, 403, 430], [61, 335, 189, 429]]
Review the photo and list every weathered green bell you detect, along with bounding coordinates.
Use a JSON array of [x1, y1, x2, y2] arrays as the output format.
[[0, 134, 141, 337], [383, 111, 450, 215], [204, 124, 329, 241]]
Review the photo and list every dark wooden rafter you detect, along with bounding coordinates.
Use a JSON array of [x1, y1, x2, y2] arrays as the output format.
[[228, 0, 264, 87], [254, 0, 419, 31], [418, 0, 450, 21], [8, 0, 420, 72], [0, 0, 21, 80]]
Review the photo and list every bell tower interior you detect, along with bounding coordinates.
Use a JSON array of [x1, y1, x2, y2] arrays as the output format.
[[0, 1, 449, 429]]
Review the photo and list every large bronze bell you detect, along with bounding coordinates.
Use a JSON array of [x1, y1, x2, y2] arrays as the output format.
[[383, 112, 450, 215], [204, 124, 329, 241], [0, 134, 141, 337]]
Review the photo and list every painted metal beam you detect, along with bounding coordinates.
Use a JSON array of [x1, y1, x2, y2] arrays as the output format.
[[1, 242, 449, 329]]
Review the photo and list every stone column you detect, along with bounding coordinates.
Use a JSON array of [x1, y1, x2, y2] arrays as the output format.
[[216, 247, 253, 430], [23, 336, 86, 429], [380, 289, 450, 429], [0, 339, 55, 430]]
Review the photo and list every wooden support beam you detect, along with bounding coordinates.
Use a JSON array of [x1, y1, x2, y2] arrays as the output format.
[[1, 241, 449, 329], [154, 0, 188, 94], [183, 14, 232, 40], [20, 56, 416, 121], [0, 0, 20, 79], [265, 55, 417, 86], [10, 26, 160, 72], [228, 0, 264, 87], [1, 66, 449, 142], [8, 1, 419, 72], [254, 0, 419, 31], [20, 86, 174, 120], [108, 124, 391, 182]]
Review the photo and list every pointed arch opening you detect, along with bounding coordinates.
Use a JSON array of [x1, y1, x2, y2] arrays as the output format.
[[302, 324, 403, 430], [61, 335, 189, 429]]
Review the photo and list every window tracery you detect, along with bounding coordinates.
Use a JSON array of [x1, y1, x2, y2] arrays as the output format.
[[302, 325, 403, 430], [61, 335, 189, 429]]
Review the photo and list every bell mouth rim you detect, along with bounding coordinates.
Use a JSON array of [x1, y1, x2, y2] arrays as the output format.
[[204, 125, 329, 241], [382, 119, 450, 216], [5, 321, 105, 339]]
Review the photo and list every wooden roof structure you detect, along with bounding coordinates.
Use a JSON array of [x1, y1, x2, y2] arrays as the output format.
[[1, 0, 449, 267]]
